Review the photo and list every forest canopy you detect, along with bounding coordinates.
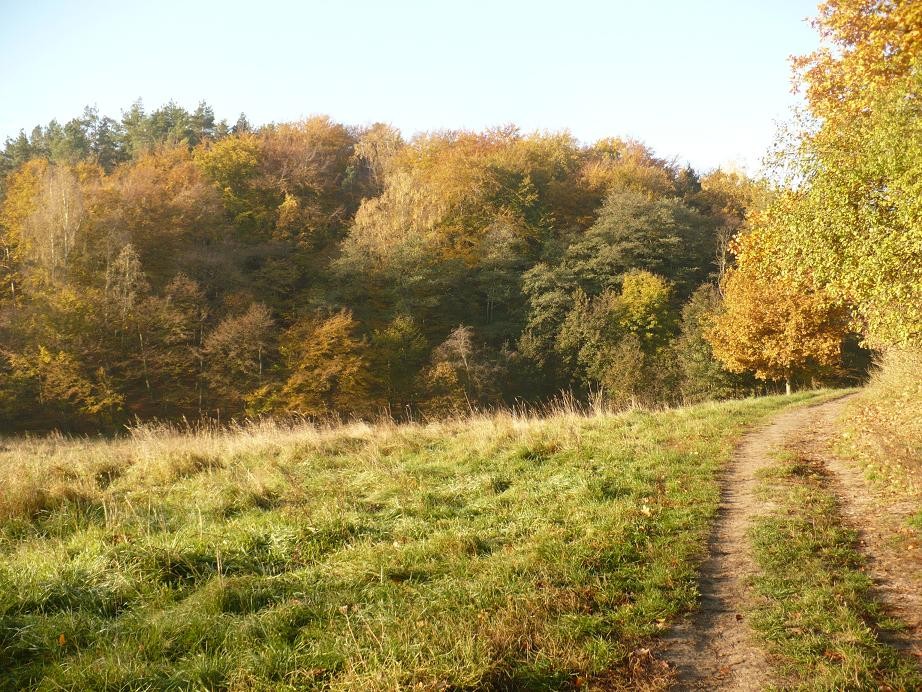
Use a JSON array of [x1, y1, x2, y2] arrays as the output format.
[[0, 101, 867, 431]]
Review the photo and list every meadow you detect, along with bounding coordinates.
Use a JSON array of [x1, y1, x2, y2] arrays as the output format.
[[0, 394, 817, 690]]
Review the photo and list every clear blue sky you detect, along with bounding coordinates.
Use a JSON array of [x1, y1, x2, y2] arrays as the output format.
[[0, 0, 819, 172]]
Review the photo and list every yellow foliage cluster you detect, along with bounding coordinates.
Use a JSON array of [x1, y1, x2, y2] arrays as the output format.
[[268, 310, 372, 418], [707, 225, 848, 386], [794, 0, 922, 121]]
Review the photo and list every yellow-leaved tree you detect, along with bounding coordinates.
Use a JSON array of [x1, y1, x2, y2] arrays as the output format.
[[0, 159, 46, 299], [793, 0, 922, 123], [777, 0, 922, 347], [265, 309, 373, 417], [706, 218, 849, 394]]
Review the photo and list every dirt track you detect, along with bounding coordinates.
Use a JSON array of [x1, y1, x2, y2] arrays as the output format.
[[803, 399, 922, 664], [660, 395, 921, 689]]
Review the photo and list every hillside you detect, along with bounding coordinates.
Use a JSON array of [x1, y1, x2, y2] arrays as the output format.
[[0, 394, 819, 690], [2, 1, 922, 689]]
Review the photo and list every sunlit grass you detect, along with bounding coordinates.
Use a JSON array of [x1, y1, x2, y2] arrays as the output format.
[[838, 348, 922, 496], [748, 449, 921, 690], [1, 394, 816, 690]]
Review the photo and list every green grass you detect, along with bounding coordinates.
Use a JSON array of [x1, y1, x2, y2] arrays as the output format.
[[748, 449, 922, 691], [0, 394, 816, 690], [910, 512, 922, 533]]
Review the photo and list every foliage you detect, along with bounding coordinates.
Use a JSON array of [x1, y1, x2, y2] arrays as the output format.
[[368, 314, 428, 411], [203, 303, 274, 415], [773, 1, 922, 348], [0, 100, 866, 430], [706, 226, 849, 390], [793, 0, 922, 122], [0, 159, 46, 299], [553, 271, 677, 403], [269, 310, 373, 418], [674, 285, 754, 402], [419, 326, 504, 416]]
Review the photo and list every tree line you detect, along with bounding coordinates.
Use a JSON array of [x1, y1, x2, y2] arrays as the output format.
[[0, 84, 874, 430], [707, 0, 921, 390]]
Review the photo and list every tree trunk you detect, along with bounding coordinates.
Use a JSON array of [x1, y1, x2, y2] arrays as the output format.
[[785, 378, 792, 396]]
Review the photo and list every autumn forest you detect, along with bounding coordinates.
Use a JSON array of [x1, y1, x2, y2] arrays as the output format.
[[0, 110, 853, 431], [1, 1, 919, 435]]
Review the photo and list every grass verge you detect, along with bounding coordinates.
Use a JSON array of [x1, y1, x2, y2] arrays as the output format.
[[1, 394, 815, 690], [748, 448, 922, 690], [837, 348, 921, 501], [837, 348, 922, 611]]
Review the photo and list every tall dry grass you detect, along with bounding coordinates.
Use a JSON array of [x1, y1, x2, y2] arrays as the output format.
[[841, 347, 922, 490], [0, 393, 619, 526]]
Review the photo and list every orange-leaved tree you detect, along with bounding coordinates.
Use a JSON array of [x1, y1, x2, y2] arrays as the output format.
[[266, 309, 373, 417], [793, 0, 922, 123], [706, 216, 849, 394]]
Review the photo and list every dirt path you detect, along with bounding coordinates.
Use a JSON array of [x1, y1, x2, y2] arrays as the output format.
[[660, 396, 853, 690], [660, 394, 922, 689], [797, 398, 922, 665]]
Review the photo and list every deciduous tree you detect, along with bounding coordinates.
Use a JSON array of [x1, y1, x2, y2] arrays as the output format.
[[203, 303, 274, 415], [270, 310, 372, 417], [706, 229, 848, 393]]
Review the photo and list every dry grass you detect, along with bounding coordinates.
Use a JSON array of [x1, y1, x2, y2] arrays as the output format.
[[839, 347, 922, 495], [0, 395, 614, 527]]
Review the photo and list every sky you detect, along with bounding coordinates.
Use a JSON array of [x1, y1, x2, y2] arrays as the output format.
[[0, 0, 820, 173]]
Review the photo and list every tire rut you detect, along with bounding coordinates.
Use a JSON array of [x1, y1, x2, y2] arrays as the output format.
[[797, 398, 922, 668]]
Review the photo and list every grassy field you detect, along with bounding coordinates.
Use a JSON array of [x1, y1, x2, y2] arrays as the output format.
[[838, 348, 922, 625], [0, 394, 818, 690]]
